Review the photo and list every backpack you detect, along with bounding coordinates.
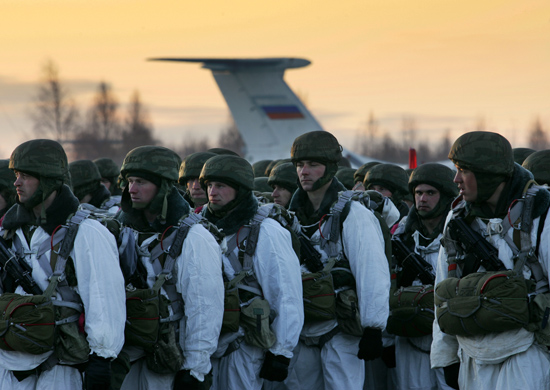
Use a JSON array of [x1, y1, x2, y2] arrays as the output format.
[[437, 182, 550, 339], [0, 209, 94, 364]]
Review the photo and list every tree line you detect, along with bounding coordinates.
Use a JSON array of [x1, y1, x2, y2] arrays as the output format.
[[353, 112, 550, 165], [30, 60, 548, 166], [29, 60, 244, 165]]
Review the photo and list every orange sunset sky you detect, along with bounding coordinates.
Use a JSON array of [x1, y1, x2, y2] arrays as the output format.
[[1, 0, 549, 160]]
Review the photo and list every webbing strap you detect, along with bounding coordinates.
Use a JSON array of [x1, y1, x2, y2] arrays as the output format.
[[224, 205, 277, 296]]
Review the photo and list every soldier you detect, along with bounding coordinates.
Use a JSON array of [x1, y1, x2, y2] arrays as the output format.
[[93, 157, 122, 196], [432, 131, 550, 389], [364, 163, 410, 222], [178, 151, 217, 211], [512, 147, 535, 165], [287, 131, 390, 390], [252, 160, 273, 178], [390, 163, 457, 390], [267, 162, 298, 209], [116, 146, 224, 389], [0, 160, 16, 220], [522, 150, 550, 186], [0, 139, 126, 390], [353, 161, 381, 191], [335, 167, 356, 190], [69, 159, 119, 213], [199, 154, 303, 390]]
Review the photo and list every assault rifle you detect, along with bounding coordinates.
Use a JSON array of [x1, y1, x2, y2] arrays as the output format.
[[391, 235, 435, 287], [447, 217, 507, 277], [298, 234, 324, 273], [0, 236, 43, 295]]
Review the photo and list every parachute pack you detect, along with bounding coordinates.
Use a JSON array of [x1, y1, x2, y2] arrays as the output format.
[[437, 183, 550, 342]]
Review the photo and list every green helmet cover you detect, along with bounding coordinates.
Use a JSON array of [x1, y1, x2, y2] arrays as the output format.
[[199, 154, 254, 191], [93, 157, 120, 178], [253, 177, 272, 193], [9, 139, 69, 211], [523, 150, 550, 186], [448, 131, 514, 177], [178, 152, 217, 185], [354, 161, 381, 184], [267, 162, 298, 193], [512, 147, 536, 165], [120, 146, 181, 221], [290, 131, 343, 164], [335, 167, 356, 190], [252, 160, 273, 178], [364, 163, 409, 200], [409, 163, 458, 219]]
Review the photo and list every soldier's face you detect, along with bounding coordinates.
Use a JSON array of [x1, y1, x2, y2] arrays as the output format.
[[14, 171, 39, 203], [454, 166, 477, 202], [207, 181, 236, 208], [296, 160, 325, 191], [100, 178, 111, 191], [127, 176, 159, 206], [187, 178, 206, 199], [414, 184, 440, 213], [272, 185, 292, 208], [369, 184, 392, 198]]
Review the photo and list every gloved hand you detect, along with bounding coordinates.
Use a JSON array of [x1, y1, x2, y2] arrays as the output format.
[[443, 362, 460, 390], [259, 351, 291, 382], [173, 370, 201, 390], [357, 327, 383, 361], [85, 353, 111, 390], [380, 345, 396, 368]]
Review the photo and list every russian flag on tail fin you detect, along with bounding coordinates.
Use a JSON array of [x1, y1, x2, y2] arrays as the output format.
[[262, 105, 304, 120]]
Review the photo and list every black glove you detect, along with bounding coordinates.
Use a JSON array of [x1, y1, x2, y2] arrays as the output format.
[[357, 327, 383, 361], [174, 370, 201, 390], [85, 353, 111, 390], [259, 351, 291, 382], [443, 362, 460, 390], [380, 345, 396, 368]]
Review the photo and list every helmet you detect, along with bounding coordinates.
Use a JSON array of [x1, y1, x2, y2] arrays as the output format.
[[0, 159, 16, 191], [120, 146, 181, 221], [253, 177, 272, 192], [199, 155, 254, 191], [69, 160, 102, 189], [267, 162, 298, 193], [252, 160, 273, 178], [522, 150, 550, 185], [9, 139, 68, 179], [408, 163, 458, 198], [513, 147, 535, 165], [290, 131, 342, 164], [364, 164, 409, 197], [448, 131, 514, 177], [120, 146, 181, 182], [354, 161, 381, 184], [207, 148, 240, 156], [93, 157, 120, 178], [335, 167, 356, 190], [178, 152, 217, 185]]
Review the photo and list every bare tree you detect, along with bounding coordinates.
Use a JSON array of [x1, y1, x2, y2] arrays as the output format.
[[29, 60, 81, 142], [216, 117, 245, 156], [74, 82, 122, 160], [121, 91, 158, 155], [175, 137, 211, 159], [528, 117, 548, 150]]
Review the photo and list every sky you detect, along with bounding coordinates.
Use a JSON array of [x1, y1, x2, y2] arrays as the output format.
[[1, 0, 549, 160]]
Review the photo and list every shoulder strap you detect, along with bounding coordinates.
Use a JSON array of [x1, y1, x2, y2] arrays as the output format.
[[150, 213, 206, 321]]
